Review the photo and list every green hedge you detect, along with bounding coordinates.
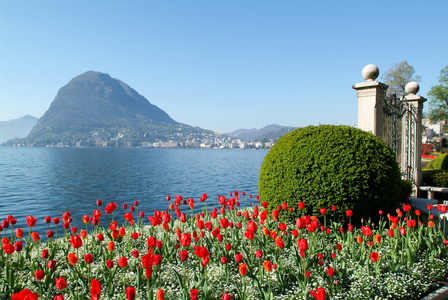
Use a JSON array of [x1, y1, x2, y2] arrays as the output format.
[[425, 154, 448, 170], [259, 125, 402, 221]]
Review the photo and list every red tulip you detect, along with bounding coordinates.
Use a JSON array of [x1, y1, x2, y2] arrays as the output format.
[[310, 287, 327, 300], [157, 289, 165, 300], [190, 289, 199, 300], [47, 230, 54, 238], [400, 227, 406, 235], [42, 249, 49, 258], [82, 214, 90, 224], [235, 253, 243, 263], [403, 204, 411, 212], [1, 220, 9, 229], [84, 253, 93, 264], [244, 229, 254, 240], [67, 252, 78, 265], [180, 233, 191, 247], [108, 241, 115, 251], [97, 233, 104, 241], [48, 260, 56, 269], [14, 228, 23, 239], [54, 295, 64, 300], [361, 226, 372, 237], [147, 236, 156, 248], [31, 232, 40, 242], [320, 208, 326, 215], [387, 229, 394, 237], [118, 256, 128, 268], [296, 217, 305, 229], [91, 279, 101, 300], [34, 269, 45, 281], [370, 252, 379, 262], [279, 223, 287, 231], [55, 277, 67, 290], [298, 238, 308, 250], [345, 210, 353, 217], [104, 202, 117, 214], [374, 234, 381, 243], [180, 250, 188, 261], [119, 227, 126, 237], [62, 213, 69, 223], [126, 287, 136, 300], [275, 237, 284, 249], [69, 235, 82, 248], [11, 289, 39, 300], [222, 293, 233, 300], [14, 241, 22, 252], [264, 260, 272, 272], [239, 263, 248, 276], [26, 215, 37, 227], [106, 260, 114, 268], [194, 246, 210, 258], [220, 218, 229, 229]]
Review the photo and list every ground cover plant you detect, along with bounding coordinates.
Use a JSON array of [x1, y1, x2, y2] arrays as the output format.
[[1, 193, 448, 300]]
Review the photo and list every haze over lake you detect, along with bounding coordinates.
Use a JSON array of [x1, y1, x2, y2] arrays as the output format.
[[0, 147, 267, 237]]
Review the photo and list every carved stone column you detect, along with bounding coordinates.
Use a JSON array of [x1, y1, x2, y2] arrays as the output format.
[[352, 64, 388, 139]]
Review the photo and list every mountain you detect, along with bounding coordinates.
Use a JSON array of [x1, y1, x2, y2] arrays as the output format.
[[26, 71, 215, 146], [0, 115, 38, 143], [225, 124, 296, 142]]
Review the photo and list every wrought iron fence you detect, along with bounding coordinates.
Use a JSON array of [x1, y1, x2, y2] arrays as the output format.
[[383, 94, 418, 184]]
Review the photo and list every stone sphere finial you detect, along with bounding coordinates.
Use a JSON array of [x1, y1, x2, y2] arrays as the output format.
[[362, 64, 379, 81], [405, 82, 419, 95]]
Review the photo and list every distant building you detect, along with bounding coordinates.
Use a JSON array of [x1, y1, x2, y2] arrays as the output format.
[[422, 119, 445, 143], [160, 142, 178, 148]]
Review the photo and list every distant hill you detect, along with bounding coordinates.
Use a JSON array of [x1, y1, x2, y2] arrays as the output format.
[[225, 124, 296, 142], [26, 71, 213, 146], [0, 115, 38, 143]]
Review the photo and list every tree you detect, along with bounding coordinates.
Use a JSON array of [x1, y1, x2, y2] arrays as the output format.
[[381, 60, 421, 96], [428, 65, 448, 124]]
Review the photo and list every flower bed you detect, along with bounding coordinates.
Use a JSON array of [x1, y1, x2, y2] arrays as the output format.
[[422, 154, 437, 160], [1, 193, 448, 300]]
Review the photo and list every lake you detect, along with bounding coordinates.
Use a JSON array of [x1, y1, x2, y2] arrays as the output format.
[[0, 147, 268, 238]]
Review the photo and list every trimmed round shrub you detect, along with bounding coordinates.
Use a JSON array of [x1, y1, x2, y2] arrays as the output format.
[[259, 125, 402, 221], [425, 154, 448, 170]]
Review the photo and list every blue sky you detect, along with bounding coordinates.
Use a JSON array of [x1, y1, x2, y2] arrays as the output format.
[[1, 1, 447, 133]]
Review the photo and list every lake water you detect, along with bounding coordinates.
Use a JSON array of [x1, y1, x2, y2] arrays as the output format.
[[0, 147, 267, 238]]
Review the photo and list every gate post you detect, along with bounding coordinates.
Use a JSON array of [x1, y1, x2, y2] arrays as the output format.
[[403, 82, 426, 187], [352, 64, 388, 139]]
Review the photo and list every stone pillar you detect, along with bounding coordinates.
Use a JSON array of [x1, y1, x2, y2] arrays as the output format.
[[352, 64, 389, 139], [403, 82, 426, 187]]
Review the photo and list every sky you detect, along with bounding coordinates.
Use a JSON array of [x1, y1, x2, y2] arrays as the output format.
[[1, 1, 447, 134]]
